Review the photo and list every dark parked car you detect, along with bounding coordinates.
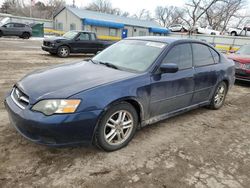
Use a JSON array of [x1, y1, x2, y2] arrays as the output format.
[[227, 44, 250, 82], [5, 37, 235, 151], [42, 31, 115, 57], [0, 22, 32, 39]]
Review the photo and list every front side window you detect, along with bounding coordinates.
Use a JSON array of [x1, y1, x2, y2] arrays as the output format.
[[162, 43, 193, 70], [192, 43, 215, 67], [92, 40, 166, 72], [5, 23, 14, 28]]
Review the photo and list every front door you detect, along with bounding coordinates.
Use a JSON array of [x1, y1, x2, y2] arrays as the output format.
[[150, 43, 195, 117], [2, 23, 16, 35], [71, 32, 96, 53]]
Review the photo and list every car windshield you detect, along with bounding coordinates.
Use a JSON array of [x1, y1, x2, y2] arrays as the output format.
[[235, 45, 250, 55], [63, 31, 78, 39], [92, 40, 166, 72]]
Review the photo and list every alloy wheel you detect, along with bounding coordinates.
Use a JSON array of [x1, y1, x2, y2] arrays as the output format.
[[214, 84, 226, 107], [104, 110, 134, 145], [60, 47, 69, 57]]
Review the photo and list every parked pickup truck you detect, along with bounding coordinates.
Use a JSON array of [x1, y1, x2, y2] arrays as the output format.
[[228, 27, 250, 36], [42, 31, 115, 57], [196, 26, 220, 35]]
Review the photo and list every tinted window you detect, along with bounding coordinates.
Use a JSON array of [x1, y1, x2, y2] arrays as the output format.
[[210, 48, 220, 63], [78, 33, 90, 40], [163, 43, 193, 70], [14, 23, 25, 27], [5, 23, 14, 28], [192, 43, 215, 66]]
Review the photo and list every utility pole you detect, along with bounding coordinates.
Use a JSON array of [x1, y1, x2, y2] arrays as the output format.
[[73, 0, 75, 8], [30, 0, 33, 17]]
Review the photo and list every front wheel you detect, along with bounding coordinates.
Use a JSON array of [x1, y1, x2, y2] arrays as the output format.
[[57, 46, 70, 58], [95, 102, 138, 151], [209, 82, 228, 110]]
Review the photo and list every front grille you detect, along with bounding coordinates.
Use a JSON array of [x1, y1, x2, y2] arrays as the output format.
[[43, 41, 51, 47], [11, 87, 29, 109]]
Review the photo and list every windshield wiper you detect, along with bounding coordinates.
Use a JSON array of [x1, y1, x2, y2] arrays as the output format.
[[98, 61, 118, 70], [89, 59, 97, 64]]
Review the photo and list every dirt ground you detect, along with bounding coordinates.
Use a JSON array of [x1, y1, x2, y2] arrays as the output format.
[[0, 38, 250, 188]]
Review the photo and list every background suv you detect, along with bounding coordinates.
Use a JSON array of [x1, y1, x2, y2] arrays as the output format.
[[0, 22, 32, 39]]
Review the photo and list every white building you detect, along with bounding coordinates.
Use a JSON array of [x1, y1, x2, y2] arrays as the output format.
[[54, 6, 169, 40]]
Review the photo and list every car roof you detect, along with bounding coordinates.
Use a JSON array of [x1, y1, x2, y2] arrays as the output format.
[[125, 36, 205, 45], [6, 22, 26, 25]]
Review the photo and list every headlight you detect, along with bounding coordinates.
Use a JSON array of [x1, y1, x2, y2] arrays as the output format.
[[32, 99, 81, 116], [245, 63, 250, 70]]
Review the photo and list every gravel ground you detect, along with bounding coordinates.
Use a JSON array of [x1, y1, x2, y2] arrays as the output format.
[[0, 38, 250, 188]]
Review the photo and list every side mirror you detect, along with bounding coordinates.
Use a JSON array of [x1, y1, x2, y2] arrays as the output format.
[[159, 63, 179, 73]]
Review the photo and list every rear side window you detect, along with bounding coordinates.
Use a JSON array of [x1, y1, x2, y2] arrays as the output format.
[[163, 43, 193, 70], [14, 23, 25, 27], [192, 43, 215, 66], [209, 48, 220, 63]]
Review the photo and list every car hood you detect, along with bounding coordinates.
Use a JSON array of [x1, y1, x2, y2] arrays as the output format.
[[227, 54, 250, 64], [17, 61, 137, 104], [43, 36, 67, 43]]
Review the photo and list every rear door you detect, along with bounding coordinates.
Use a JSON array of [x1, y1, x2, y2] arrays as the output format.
[[13, 23, 25, 35], [191, 43, 219, 104], [150, 43, 195, 117]]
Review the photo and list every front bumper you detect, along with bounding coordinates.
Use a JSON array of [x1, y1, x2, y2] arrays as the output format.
[[4, 95, 102, 146], [236, 69, 250, 82], [41, 45, 57, 53]]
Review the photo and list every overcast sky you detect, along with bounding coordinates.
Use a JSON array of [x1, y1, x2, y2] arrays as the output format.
[[0, 0, 185, 15], [1, 0, 249, 16]]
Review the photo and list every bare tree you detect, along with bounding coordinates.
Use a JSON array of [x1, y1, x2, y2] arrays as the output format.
[[0, 0, 65, 19], [204, 0, 246, 31], [85, 0, 129, 17], [183, 0, 221, 28], [155, 6, 185, 27], [132, 9, 153, 21]]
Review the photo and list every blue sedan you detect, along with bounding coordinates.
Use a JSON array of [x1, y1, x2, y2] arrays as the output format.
[[4, 37, 235, 151]]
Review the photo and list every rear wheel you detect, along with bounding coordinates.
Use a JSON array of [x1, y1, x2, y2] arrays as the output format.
[[231, 31, 237, 36], [95, 102, 138, 151], [22, 32, 30, 39], [209, 82, 228, 110], [57, 46, 70, 58]]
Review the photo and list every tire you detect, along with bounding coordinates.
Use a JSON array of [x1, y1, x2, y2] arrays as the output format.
[[22, 32, 30, 39], [95, 102, 138, 151], [0, 31, 2, 37], [211, 32, 216, 35], [208, 82, 228, 110], [231, 31, 237, 36], [57, 46, 70, 58]]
